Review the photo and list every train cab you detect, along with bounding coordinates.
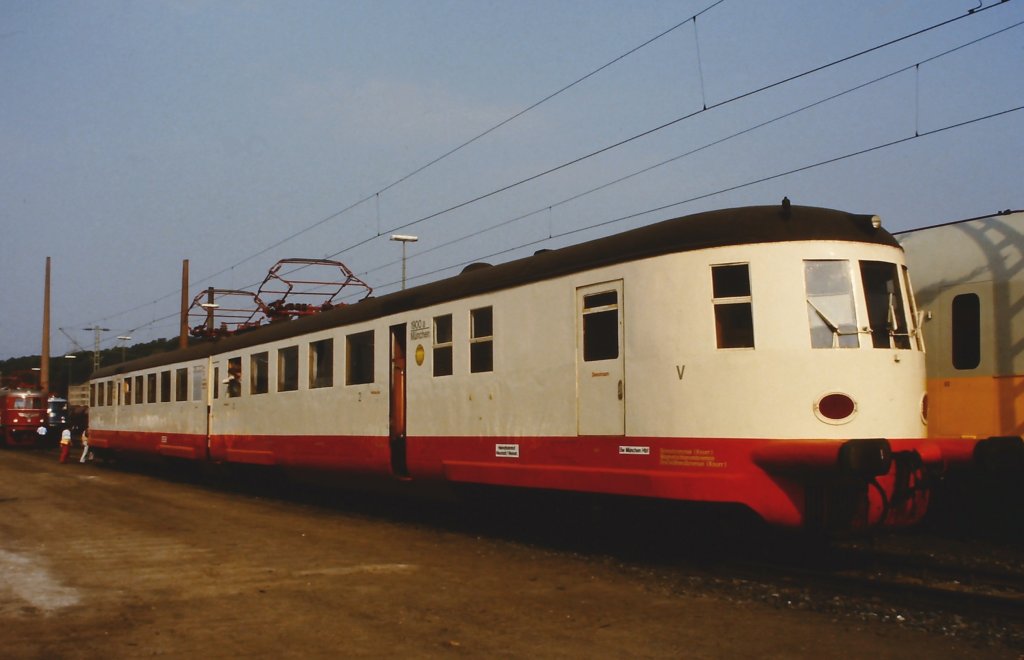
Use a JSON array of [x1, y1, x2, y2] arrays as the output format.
[[0, 388, 47, 447]]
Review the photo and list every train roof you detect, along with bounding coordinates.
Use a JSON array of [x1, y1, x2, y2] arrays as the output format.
[[93, 204, 894, 378]]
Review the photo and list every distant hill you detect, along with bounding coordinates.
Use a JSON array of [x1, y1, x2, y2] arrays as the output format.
[[0, 337, 185, 393]]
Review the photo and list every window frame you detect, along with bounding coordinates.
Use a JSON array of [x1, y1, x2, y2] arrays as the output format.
[[160, 370, 171, 403], [346, 330, 375, 385], [251, 351, 269, 395], [226, 357, 242, 398], [581, 290, 620, 362], [278, 345, 299, 392], [175, 367, 188, 401], [309, 338, 334, 389], [711, 263, 755, 349], [469, 306, 494, 373], [804, 259, 860, 349], [859, 260, 912, 350], [952, 292, 981, 370], [433, 314, 453, 377]]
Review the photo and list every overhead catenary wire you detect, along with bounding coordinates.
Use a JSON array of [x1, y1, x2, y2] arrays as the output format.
[[349, 18, 1024, 282], [78, 0, 1016, 341], [385, 105, 1024, 293], [319, 0, 1012, 274], [80, 0, 728, 332], [117, 99, 1024, 340], [317, 0, 1010, 263]]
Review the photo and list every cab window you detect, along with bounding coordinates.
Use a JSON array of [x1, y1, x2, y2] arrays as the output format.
[[712, 264, 754, 349], [804, 260, 859, 348]]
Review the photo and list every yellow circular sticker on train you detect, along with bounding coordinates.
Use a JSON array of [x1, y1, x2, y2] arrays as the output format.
[[415, 344, 425, 366]]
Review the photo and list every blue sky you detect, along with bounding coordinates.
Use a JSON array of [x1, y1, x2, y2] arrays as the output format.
[[1, 0, 1022, 360]]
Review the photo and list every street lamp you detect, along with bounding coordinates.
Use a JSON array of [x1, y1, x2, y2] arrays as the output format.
[[63, 354, 77, 397], [390, 234, 418, 290], [200, 287, 219, 334]]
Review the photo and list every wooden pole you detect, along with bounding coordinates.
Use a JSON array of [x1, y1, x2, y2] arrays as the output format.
[[40, 257, 51, 392], [180, 259, 190, 349]]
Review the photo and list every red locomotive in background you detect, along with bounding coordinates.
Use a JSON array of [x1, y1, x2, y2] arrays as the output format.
[[0, 387, 47, 447]]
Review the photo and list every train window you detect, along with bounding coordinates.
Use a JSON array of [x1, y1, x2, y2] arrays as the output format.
[[160, 371, 171, 402], [309, 339, 334, 389], [192, 366, 204, 401], [251, 352, 269, 395], [278, 346, 299, 392], [97, 382, 105, 407], [227, 358, 242, 397], [117, 379, 123, 405], [952, 293, 981, 370], [124, 378, 132, 406], [583, 291, 619, 361], [135, 375, 144, 404], [346, 330, 375, 385], [433, 314, 453, 377], [712, 264, 755, 349], [213, 367, 220, 399], [15, 396, 42, 409], [107, 381, 114, 407], [804, 261, 859, 349], [90, 383, 96, 407], [175, 368, 188, 401], [860, 261, 911, 349], [470, 307, 494, 373], [147, 373, 157, 403]]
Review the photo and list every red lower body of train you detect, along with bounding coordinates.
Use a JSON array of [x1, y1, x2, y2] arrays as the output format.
[[85, 428, 997, 531]]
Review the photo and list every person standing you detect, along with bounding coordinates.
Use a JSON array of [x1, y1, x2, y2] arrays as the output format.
[[79, 428, 91, 463], [58, 429, 71, 463]]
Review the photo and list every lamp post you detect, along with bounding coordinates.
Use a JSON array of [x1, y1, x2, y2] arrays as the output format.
[[63, 354, 77, 397], [390, 234, 418, 290], [200, 287, 219, 335]]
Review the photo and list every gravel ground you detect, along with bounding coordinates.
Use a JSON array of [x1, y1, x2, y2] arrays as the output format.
[[0, 448, 1017, 658]]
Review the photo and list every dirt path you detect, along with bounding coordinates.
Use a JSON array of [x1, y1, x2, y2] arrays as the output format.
[[0, 450, 1009, 658]]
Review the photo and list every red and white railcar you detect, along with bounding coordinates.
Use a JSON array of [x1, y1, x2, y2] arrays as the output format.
[[88, 204, 975, 530], [0, 387, 47, 447]]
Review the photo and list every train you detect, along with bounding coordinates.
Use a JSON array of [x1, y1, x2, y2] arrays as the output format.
[[87, 203, 982, 532], [896, 210, 1024, 442], [0, 387, 47, 447]]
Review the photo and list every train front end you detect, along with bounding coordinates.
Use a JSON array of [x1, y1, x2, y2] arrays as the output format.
[[628, 208, 959, 531], [0, 389, 48, 447], [751, 242, 934, 530]]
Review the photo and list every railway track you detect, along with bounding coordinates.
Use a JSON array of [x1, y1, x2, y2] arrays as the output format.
[[632, 534, 1024, 648], [728, 549, 1024, 621]]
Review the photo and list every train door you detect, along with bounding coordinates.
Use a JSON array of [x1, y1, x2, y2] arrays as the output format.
[[576, 281, 625, 436], [389, 324, 409, 477]]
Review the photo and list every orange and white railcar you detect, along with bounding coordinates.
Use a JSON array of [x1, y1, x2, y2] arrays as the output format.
[[89, 204, 972, 531], [897, 210, 1024, 441]]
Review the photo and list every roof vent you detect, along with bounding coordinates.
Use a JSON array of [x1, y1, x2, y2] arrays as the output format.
[[461, 262, 492, 274]]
